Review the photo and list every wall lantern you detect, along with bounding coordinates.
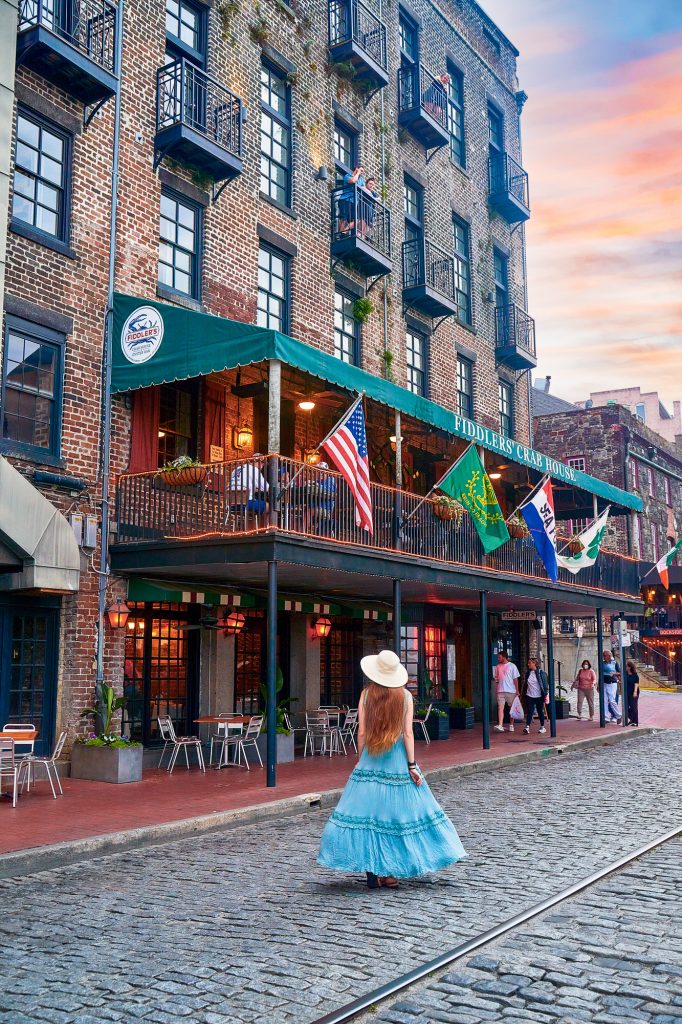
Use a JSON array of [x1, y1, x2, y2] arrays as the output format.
[[232, 423, 253, 450], [107, 600, 130, 629], [223, 610, 246, 635], [314, 615, 332, 640]]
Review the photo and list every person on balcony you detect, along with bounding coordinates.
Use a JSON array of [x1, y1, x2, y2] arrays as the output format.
[[362, 175, 380, 242], [228, 454, 268, 523], [571, 659, 596, 721], [317, 649, 467, 889], [602, 650, 622, 723], [313, 461, 336, 537], [338, 165, 365, 234], [521, 656, 547, 735], [424, 72, 450, 122], [493, 650, 520, 733]]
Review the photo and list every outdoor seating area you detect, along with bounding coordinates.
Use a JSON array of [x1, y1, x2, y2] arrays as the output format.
[[0, 725, 66, 807]]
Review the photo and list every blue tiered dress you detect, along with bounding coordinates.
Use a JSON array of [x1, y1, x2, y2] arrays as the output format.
[[318, 732, 467, 879]]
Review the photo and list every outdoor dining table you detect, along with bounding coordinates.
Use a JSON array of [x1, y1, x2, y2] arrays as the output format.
[[194, 716, 252, 769], [0, 732, 36, 799]]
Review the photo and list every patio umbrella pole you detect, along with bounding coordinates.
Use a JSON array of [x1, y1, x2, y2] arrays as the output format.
[[267, 559, 278, 787]]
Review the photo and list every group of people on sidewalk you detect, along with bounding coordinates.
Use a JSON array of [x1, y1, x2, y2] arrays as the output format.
[[492, 648, 640, 732]]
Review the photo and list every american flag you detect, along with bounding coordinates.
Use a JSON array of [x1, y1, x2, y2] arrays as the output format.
[[322, 399, 373, 534]]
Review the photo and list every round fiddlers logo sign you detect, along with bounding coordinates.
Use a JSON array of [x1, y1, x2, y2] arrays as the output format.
[[121, 306, 164, 364]]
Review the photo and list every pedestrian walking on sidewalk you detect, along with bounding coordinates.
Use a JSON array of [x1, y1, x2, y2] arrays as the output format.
[[571, 659, 597, 721], [493, 651, 521, 733], [602, 651, 622, 723], [625, 660, 640, 726], [317, 649, 467, 889], [521, 657, 548, 735]]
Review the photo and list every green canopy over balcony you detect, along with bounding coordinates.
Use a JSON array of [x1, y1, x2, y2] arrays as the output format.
[[112, 293, 642, 513]]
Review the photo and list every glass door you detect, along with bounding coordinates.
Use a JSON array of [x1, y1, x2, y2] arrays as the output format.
[[0, 604, 58, 756]]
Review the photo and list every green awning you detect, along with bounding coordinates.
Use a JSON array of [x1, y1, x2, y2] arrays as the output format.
[[112, 293, 642, 513]]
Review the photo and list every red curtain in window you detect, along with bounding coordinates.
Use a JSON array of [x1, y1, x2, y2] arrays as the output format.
[[128, 387, 160, 473], [203, 382, 226, 462]]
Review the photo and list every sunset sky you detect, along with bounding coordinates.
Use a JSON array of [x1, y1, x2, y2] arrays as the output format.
[[483, 0, 682, 409]]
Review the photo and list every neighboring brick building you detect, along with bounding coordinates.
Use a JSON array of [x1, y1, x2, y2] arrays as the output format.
[[584, 387, 682, 446], [0, 0, 642, 762]]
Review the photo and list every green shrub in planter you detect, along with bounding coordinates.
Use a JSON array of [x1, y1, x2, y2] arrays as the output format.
[[414, 706, 450, 740], [449, 698, 475, 730]]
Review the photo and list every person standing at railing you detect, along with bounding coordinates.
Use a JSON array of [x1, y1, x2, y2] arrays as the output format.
[[339, 165, 366, 234], [625, 660, 640, 726], [314, 462, 336, 538], [361, 175, 380, 241], [423, 72, 449, 122]]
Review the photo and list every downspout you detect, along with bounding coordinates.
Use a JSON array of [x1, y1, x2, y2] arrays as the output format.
[[378, 0, 389, 377], [96, 0, 125, 691], [515, 89, 532, 448]]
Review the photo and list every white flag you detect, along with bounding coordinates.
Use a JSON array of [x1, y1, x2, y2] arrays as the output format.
[[556, 508, 610, 575]]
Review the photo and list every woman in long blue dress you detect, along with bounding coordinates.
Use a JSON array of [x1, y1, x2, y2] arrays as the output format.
[[318, 649, 467, 889]]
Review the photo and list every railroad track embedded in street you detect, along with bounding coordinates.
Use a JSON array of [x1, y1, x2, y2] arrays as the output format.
[[309, 823, 682, 1024]]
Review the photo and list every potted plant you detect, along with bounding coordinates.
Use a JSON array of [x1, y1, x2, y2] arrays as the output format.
[[433, 495, 464, 523], [71, 683, 143, 783], [508, 511, 529, 540], [567, 533, 584, 555], [449, 697, 475, 729], [414, 704, 450, 740], [156, 454, 207, 487], [554, 683, 571, 719], [255, 669, 296, 764]]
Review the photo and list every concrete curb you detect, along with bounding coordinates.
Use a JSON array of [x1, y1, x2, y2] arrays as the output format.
[[0, 726, 659, 880]]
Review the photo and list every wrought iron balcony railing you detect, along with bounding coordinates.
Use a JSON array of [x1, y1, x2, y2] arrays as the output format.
[[402, 237, 455, 302], [331, 183, 391, 263], [114, 455, 642, 600], [156, 58, 243, 159], [397, 63, 448, 131], [488, 151, 530, 221], [495, 303, 536, 359], [328, 0, 387, 72], [18, 0, 116, 72]]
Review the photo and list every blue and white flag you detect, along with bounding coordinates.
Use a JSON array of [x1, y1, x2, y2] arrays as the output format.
[[520, 476, 558, 582]]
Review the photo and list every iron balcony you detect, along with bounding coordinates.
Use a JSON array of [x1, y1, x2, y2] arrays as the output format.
[[397, 64, 449, 151], [328, 0, 388, 91], [402, 237, 458, 319], [495, 302, 537, 370], [330, 184, 392, 278], [489, 152, 530, 223], [154, 58, 244, 183], [16, 0, 117, 106]]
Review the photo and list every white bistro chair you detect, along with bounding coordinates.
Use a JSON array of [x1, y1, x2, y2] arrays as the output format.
[[0, 739, 30, 807], [221, 715, 264, 769], [413, 703, 433, 744], [208, 715, 244, 766], [338, 708, 358, 753], [3, 723, 36, 757], [20, 731, 67, 798], [157, 716, 206, 773], [304, 711, 342, 757]]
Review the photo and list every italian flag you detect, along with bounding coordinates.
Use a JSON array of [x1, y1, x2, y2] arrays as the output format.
[[655, 537, 682, 590]]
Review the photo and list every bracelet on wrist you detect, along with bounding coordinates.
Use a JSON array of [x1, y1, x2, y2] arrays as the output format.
[[408, 761, 417, 769]]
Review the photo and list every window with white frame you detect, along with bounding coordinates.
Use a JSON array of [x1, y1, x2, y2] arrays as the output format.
[[566, 456, 586, 473], [664, 475, 672, 506], [635, 515, 643, 557], [406, 328, 426, 396], [645, 464, 655, 497]]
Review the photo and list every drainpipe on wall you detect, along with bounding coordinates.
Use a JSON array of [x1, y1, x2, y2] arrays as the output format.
[[515, 89, 532, 448], [96, 0, 125, 693], [622, 425, 634, 557], [0, 0, 18, 321], [378, 0, 389, 377]]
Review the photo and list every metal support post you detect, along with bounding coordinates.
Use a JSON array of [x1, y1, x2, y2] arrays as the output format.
[[596, 607, 606, 728], [267, 359, 281, 528], [545, 600, 556, 738], [393, 579, 401, 656], [618, 612, 628, 726], [266, 559, 277, 787], [480, 591, 490, 750]]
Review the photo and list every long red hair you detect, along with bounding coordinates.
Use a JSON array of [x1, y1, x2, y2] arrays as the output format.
[[363, 683, 406, 755]]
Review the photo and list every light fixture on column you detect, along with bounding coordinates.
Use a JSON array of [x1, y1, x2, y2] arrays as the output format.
[[106, 600, 130, 629], [223, 609, 246, 635], [389, 435, 403, 452], [313, 615, 332, 639], [298, 399, 316, 412], [232, 369, 253, 450]]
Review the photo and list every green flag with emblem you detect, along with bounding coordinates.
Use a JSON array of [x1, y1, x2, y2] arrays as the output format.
[[556, 507, 610, 575], [437, 444, 510, 554]]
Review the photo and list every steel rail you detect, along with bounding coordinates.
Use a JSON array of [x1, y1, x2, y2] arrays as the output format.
[[309, 823, 681, 1024]]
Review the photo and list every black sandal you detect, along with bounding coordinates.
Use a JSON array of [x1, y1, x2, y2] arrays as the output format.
[[366, 872, 379, 889]]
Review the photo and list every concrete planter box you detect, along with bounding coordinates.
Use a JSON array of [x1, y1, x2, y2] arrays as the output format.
[[449, 706, 475, 729], [71, 743, 143, 783], [255, 732, 295, 764], [554, 699, 572, 720]]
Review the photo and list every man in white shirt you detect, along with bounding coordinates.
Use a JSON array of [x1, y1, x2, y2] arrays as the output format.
[[493, 651, 520, 733]]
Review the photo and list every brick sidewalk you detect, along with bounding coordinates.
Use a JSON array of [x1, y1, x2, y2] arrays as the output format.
[[1, 690, 679, 857]]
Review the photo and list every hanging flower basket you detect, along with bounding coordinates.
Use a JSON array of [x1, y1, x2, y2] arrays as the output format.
[[567, 536, 584, 555], [434, 496, 464, 523], [160, 466, 207, 487], [508, 519, 528, 540]]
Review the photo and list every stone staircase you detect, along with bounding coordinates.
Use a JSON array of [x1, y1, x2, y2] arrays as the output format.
[[632, 660, 678, 691]]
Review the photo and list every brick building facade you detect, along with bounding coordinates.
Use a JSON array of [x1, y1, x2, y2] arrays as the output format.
[[0, 0, 642, 762]]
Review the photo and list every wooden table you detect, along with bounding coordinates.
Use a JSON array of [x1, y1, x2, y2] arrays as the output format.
[[194, 717, 252, 768], [0, 732, 36, 799]]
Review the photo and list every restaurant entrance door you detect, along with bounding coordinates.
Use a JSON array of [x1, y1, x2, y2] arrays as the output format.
[[123, 602, 200, 744], [0, 599, 59, 756]]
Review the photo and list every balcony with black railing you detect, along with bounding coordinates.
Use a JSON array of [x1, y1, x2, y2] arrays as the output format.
[[328, 0, 388, 90], [397, 64, 449, 151], [154, 58, 244, 183], [495, 302, 537, 370], [17, 0, 117, 106], [330, 184, 392, 278], [402, 237, 458, 319], [488, 151, 530, 223]]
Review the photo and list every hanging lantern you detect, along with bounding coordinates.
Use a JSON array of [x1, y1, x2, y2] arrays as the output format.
[[106, 600, 130, 629], [232, 423, 253, 450], [314, 615, 332, 639], [304, 449, 321, 466], [223, 610, 246, 635]]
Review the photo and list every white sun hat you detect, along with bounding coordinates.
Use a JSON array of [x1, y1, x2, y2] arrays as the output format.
[[360, 649, 408, 688]]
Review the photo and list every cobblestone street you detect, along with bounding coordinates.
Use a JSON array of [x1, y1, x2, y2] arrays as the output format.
[[1, 730, 681, 1024]]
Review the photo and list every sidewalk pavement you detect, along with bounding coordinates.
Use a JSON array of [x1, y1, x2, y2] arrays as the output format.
[[0, 690, 679, 873]]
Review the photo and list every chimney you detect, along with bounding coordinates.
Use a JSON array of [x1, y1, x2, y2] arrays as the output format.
[[544, 376, 551, 393]]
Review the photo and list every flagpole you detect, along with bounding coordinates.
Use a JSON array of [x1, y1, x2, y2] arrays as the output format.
[[505, 473, 549, 525], [282, 391, 364, 491], [403, 442, 476, 523], [556, 504, 610, 557]]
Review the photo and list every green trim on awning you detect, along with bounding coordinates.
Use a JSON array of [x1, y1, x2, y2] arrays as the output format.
[[112, 293, 642, 513], [126, 579, 257, 607]]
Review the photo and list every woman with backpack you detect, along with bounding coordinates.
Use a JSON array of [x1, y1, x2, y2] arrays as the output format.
[[520, 656, 548, 735]]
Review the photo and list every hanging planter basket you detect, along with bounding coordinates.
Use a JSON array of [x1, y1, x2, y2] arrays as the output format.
[[567, 537, 584, 555], [434, 498, 464, 523], [508, 521, 528, 540], [157, 466, 207, 487]]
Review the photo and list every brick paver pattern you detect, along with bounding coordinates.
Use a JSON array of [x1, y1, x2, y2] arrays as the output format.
[[0, 731, 681, 1024]]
